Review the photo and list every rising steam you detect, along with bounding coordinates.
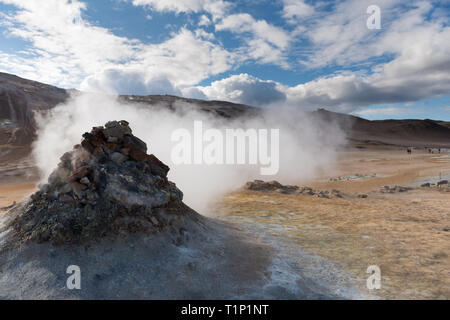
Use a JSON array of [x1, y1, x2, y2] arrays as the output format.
[[32, 92, 346, 213]]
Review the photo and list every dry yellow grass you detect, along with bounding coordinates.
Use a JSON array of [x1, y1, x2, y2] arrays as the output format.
[[214, 149, 450, 299]]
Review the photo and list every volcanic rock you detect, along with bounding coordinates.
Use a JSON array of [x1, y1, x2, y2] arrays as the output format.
[[380, 185, 413, 193], [4, 120, 190, 245], [437, 180, 448, 187], [245, 180, 298, 193]]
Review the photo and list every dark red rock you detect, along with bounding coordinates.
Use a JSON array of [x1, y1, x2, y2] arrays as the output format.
[[129, 148, 149, 162], [146, 154, 170, 177], [119, 148, 130, 156], [90, 132, 105, 147], [123, 135, 147, 153], [69, 181, 87, 191], [67, 165, 89, 182]]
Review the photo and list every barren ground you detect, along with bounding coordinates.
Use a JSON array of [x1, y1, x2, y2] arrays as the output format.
[[213, 148, 450, 300], [1, 147, 449, 299]]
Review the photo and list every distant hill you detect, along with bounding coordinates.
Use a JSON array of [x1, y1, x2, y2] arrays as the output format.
[[311, 108, 450, 148], [1, 72, 449, 162]]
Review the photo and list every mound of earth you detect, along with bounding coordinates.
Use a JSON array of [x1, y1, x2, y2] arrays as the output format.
[[5, 120, 196, 245]]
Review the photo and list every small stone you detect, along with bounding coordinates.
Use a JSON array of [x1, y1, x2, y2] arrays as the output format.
[[60, 184, 72, 194], [150, 217, 159, 226], [93, 147, 105, 157], [67, 165, 89, 182], [105, 121, 119, 128], [56, 167, 70, 181], [358, 194, 368, 198], [129, 148, 149, 162], [80, 177, 90, 185], [81, 139, 95, 153], [146, 154, 170, 177], [119, 148, 130, 156], [107, 136, 120, 143], [111, 152, 128, 164], [105, 143, 119, 151], [69, 181, 87, 191], [104, 121, 132, 139], [421, 183, 431, 188], [437, 180, 448, 187], [123, 135, 148, 153], [86, 191, 99, 202], [60, 195, 74, 203]]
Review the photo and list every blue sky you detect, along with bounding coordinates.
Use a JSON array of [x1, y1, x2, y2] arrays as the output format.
[[0, 0, 449, 120]]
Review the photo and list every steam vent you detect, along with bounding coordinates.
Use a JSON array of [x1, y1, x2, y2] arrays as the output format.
[[7, 120, 200, 245], [0, 120, 362, 300]]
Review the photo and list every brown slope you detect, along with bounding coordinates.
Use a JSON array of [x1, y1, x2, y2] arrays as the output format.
[[0, 72, 69, 146], [312, 108, 450, 148]]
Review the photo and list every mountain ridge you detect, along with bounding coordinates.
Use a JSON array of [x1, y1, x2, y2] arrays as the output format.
[[1, 72, 449, 160]]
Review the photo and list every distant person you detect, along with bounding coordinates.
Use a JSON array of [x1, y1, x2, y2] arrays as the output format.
[[407, 148, 411, 154]]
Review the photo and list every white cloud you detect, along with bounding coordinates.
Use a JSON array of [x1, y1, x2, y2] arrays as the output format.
[[282, 0, 315, 23], [197, 55, 450, 112], [194, 28, 215, 40], [80, 69, 182, 96], [0, 0, 234, 91], [216, 13, 291, 68], [0, 0, 449, 117], [352, 107, 413, 117], [130, 0, 230, 18], [0, 0, 137, 87], [282, 59, 450, 112], [294, 0, 398, 68], [198, 14, 211, 26], [198, 73, 286, 106], [217, 13, 290, 49], [133, 28, 234, 86]]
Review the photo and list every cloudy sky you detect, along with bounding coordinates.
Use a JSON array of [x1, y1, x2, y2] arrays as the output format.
[[0, 0, 449, 120]]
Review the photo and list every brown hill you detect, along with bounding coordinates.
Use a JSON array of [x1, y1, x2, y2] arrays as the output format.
[[312, 108, 450, 148]]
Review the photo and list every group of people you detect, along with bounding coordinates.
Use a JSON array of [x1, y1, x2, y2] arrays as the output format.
[[407, 147, 442, 154]]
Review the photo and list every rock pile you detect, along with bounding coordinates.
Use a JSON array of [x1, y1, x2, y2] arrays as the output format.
[[245, 180, 299, 194], [380, 185, 413, 193], [7, 120, 197, 245], [437, 180, 448, 187], [244, 180, 347, 199]]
